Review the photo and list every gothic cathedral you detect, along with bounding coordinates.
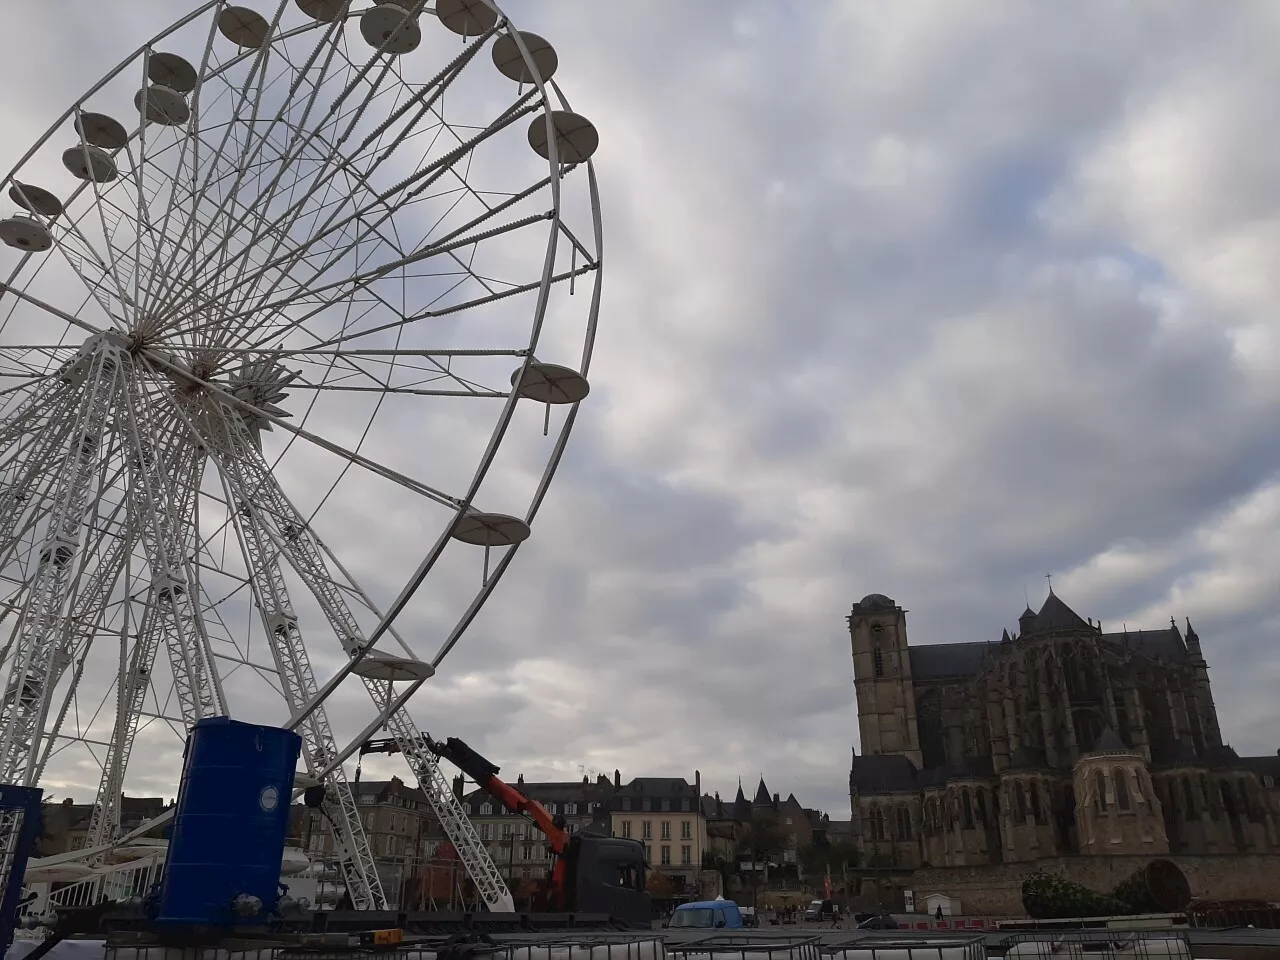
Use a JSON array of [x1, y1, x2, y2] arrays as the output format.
[[848, 592, 1280, 867]]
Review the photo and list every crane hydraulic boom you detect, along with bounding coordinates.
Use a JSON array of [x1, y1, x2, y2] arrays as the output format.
[[360, 733, 650, 923], [423, 734, 572, 907]]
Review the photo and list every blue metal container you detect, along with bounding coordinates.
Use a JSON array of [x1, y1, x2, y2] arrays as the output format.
[[0, 784, 43, 953], [156, 717, 301, 926]]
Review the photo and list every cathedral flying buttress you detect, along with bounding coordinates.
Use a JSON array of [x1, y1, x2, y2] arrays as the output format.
[[848, 591, 1280, 867]]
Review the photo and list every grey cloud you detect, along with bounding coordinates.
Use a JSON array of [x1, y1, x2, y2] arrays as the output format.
[[6, 0, 1280, 823]]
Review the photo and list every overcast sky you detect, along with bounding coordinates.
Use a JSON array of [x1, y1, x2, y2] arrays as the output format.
[[5, 1, 1280, 822]]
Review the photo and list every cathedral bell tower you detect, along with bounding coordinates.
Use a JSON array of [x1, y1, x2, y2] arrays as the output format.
[[849, 593, 922, 767]]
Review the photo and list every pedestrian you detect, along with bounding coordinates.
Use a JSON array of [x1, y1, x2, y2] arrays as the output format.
[[935, 905, 943, 922]]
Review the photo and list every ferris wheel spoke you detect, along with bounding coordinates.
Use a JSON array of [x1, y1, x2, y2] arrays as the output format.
[[208, 33, 496, 329], [135, 18, 223, 313], [163, 89, 543, 344], [144, 346, 459, 506], [223, 176, 556, 358], [139, 4, 295, 306], [211, 206, 552, 345], [0, 281, 108, 338], [147, 15, 385, 328]]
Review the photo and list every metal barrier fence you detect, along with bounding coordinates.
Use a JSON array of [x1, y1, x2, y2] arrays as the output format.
[[824, 934, 985, 960], [1001, 929, 1193, 958]]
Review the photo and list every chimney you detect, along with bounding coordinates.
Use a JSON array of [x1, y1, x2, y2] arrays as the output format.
[[614, 769, 620, 789], [517, 773, 524, 786], [773, 792, 780, 806], [695, 769, 701, 797], [583, 774, 589, 785], [452, 775, 464, 800]]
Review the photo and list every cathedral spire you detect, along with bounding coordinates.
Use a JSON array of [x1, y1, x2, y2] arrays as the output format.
[[1186, 618, 1202, 658]]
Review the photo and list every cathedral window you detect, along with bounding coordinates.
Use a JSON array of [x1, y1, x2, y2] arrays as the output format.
[[1014, 783, 1027, 823], [961, 791, 973, 830], [1201, 774, 1218, 819], [1030, 782, 1042, 822], [1094, 771, 1107, 812], [896, 806, 912, 840], [870, 807, 886, 840], [1220, 781, 1237, 822], [873, 646, 884, 678], [1182, 778, 1196, 821], [976, 790, 987, 826], [1116, 772, 1131, 811]]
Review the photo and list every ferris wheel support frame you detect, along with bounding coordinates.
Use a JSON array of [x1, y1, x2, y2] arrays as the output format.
[[2, 0, 606, 917]]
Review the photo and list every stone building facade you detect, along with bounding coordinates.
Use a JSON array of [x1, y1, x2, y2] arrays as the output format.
[[848, 591, 1280, 870]]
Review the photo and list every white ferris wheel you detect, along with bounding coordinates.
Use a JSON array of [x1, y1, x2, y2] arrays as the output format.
[[0, 0, 601, 912]]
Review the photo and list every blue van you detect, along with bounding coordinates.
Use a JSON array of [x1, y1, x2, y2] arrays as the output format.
[[669, 899, 745, 929]]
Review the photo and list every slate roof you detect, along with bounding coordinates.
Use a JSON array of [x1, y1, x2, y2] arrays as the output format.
[[850, 754, 919, 794], [1103, 627, 1187, 663], [917, 758, 995, 786], [1029, 593, 1093, 634], [610, 776, 698, 812], [909, 642, 988, 679], [1088, 727, 1132, 754], [753, 777, 772, 805], [1240, 754, 1280, 781]]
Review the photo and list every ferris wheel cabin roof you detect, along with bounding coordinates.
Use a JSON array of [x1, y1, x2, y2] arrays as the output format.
[[0, 216, 53, 253], [435, 0, 499, 37], [74, 112, 129, 150], [511, 362, 590, 405], [351, 650, 436, 683], [296, 0, 345, 22], [147, 51, 199, 95], [8, 182, 63, 219], [218, 6, 271, 49], [135, 84, 191, 127], [493, 32, 559, 85], [360, 5, 423, 55], [61, 144, 118, 183], [528, 111, 599, 165]]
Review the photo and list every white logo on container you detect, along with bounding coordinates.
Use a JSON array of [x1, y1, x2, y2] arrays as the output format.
[[259, 785, 280, 812]]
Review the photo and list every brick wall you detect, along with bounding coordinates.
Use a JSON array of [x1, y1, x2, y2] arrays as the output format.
[[911, 853, 1280, 917]]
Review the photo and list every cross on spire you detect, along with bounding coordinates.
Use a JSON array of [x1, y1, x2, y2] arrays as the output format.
[[1045, 573, 1054, 594]]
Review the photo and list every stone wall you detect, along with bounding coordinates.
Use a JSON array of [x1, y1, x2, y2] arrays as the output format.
[[911, 853, 1280, 917]]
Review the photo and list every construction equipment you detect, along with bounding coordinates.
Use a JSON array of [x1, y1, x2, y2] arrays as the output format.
[[425, 735, 651, 927]]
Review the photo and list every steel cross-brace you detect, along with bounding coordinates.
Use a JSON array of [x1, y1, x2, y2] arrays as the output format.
[[0, 346, 118, 785], [83, 437, 204, 851], [117, 354, 225, 726], [201, 397, 514, 912]]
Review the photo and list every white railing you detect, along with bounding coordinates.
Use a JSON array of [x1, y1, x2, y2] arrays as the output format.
[[15, 854, 165, 934]]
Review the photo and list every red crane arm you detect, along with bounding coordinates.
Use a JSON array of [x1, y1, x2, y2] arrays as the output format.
[[425, 735, 571, 853]]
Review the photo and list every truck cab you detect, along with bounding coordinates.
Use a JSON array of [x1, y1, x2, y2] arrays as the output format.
[[564, 831, 650, 927], [669, 900, 744, 930]]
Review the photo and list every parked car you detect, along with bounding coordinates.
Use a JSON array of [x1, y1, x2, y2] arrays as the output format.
[[668, 899, 745, 929], [857, 913, 899, 930]]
